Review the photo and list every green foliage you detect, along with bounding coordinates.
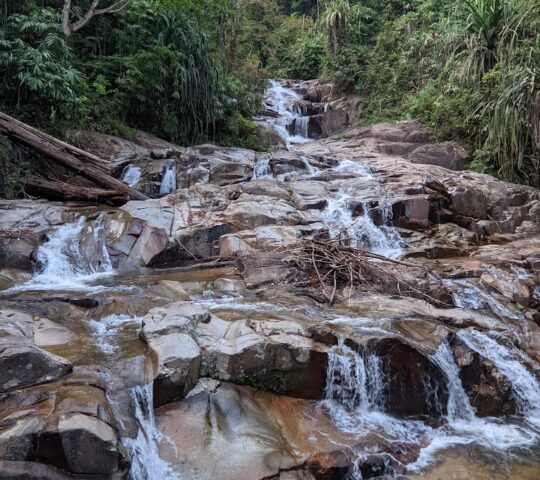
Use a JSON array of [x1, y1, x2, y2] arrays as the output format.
[[0, 9, 88, 128], [357, 0, 540, 187]]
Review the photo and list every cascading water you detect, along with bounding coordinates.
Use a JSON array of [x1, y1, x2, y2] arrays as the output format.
[[251, 156, 272, 180], [446, 278, 523, 320], [325, 343, 386, 414], [8, 214, 114, 291], [160, 161, 177, 196], [321, 190, 403, 258], [88, 314, 142, 355], [121, 164, 142, 187], [123, 384, 179, 480], [458, 330, 540, 421], [261, 80, 312, 147]]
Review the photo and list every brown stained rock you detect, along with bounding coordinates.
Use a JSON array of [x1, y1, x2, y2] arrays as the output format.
[[452, 337, 517, 416], [367, 338, 449, 417]]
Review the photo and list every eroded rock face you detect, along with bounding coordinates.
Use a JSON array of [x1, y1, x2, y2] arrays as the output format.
[[156, 381, 402, 480], [141, 301, 328, 401]]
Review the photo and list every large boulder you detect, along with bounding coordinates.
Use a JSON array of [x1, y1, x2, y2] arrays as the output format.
[[0, 341, 72, 392], [409, 141, 468, 171]]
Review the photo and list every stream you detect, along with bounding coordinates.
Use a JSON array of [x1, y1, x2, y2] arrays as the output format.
[[1, 79, 540, 480]]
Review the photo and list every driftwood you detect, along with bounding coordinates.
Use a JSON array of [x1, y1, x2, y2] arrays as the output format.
[[281, 238, 453, 307], [0, 112, 148, 201]]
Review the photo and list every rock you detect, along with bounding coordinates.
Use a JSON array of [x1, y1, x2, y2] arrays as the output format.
[[43, 413, 123, 475], [33, 319, 78, 347], [0, 461, 77, 480], [156, 382, 366, 480], [213, 278, 246, 296], [410, 141, 468, 171], [219, 226, 301, 256], [480, 266, 531, 306], [290, 181, 328, 210], [142, 301, 210, 340], [255, 123, 286, 150], [237, 253, 307, 288], [148, 333, 201, 407], [0, 340, 72, 392], [241, 180, 290, 201], [355, 120, 430, 144], [452, 336, 517, 416], [222, 196, 300, 230], [125, 223, 168, 267]]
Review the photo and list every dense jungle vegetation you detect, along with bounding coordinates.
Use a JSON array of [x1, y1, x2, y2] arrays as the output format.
[[0, 0, 539, 186]]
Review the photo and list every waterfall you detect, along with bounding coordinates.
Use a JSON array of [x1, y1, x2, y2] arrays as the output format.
[[321, 193, 403, 258], [252, 156, 272, 180], [292, 116, 310, 138], [121, 164, 142, 187], [446, 279, 522, 320], [261, 80, 312, 147], [8, 214, 114, 291], [160, 161, 177, 196], [124, 384, 179, 480], [325, 344, 386, 414], [457, 330, 540, 420], [429, 342, 476, 423]]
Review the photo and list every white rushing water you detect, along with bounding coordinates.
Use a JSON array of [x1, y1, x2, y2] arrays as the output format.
[[121, 164, 142, 187], [324, 338, 540, 477], [88, 314, 141, 355], [6, 214, 114, 292], [458, 330, 540, 421], [262, 80, 312, 147], [160, 161, 177, 196], [251, 156, 272, 180], [124, 384, 179, 480]]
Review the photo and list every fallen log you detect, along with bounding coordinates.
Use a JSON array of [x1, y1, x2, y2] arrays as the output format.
[[0, 112, 148, 201], [1, 113, 110, 173], [26, 177, 127, 203]]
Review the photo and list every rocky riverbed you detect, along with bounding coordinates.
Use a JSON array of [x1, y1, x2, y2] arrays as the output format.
[[1, 80, 539, 479]]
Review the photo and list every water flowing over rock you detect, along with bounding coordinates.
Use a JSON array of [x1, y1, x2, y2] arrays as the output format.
[[1, 79, 540, 479]]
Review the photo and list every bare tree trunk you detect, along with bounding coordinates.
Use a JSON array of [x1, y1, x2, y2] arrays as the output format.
[[26, 177, 127, 203]]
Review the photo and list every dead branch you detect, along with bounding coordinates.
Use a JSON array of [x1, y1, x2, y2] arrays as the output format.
[[62, 0, 131, 36], [279, 238, 453, 308]]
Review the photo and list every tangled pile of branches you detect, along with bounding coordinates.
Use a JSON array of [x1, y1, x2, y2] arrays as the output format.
[[283, 238, 452, 307]]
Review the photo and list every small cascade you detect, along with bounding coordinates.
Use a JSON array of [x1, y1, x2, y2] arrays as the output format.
[[124, 384, 179, 480], [325, 343, 386, 414], [251, 156, 272, 180], [447, 279, 522, 320], [429, 342, 476, 423], [121, 164, 142, 187], [261, 80, 312, 147], [10, 215, 114, 291], [321, 193, 403, 258], [159, 161, 177, 196], [291, 116, 310, 138], [458, 330, 540, 420], [88, 314, 141, 355]]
